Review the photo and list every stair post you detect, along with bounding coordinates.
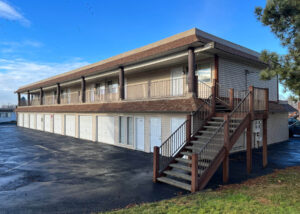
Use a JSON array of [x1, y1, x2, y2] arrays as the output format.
[[246, 119, 252, 174], [249, 86, 254, 120], [223, 114, 229, 183], [211, 79, 216, 115], [186, 114, 192, 142], [191, 153, 198, 192], [263, 88, 269, 168], [229, 88, 234, 110], [153, 146, 159, 182]]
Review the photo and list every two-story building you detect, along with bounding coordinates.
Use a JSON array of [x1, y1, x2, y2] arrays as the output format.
[[15, 28, 291, 191]]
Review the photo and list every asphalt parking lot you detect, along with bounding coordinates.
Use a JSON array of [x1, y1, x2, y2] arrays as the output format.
[[0, 124, 299, 213]]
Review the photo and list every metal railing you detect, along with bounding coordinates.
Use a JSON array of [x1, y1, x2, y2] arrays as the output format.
[[157, 102, 210, 174], [228, 91, 250, 137], [61, 92, 80, 104], [198, 81, 212, 100], [191, 102, 211, 136], [197, 120, 225, 177], [86, 89, 119, 103], [158, 120, 188, 174], [215, 82, 230, 106]]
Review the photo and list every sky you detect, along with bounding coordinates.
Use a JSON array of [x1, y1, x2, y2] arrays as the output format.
[[0, 0, 290, 105]]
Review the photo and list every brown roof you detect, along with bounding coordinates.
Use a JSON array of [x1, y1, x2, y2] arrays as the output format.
[[15, 98, 204, 113], [269, 102, 297, 113], [16, 28, 265, 93]]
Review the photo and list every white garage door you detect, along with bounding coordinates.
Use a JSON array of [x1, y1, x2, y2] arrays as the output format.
[[30, 114, 35, 129], [24, 113, 29, 128], [65, 115, 76, 137], [97, 116, 114, 144], [36, 114, 44, 131], [79, 115, 93, 140], [44, 114, 52, 132], [18, 113, 23, 127], [54, 114, 62, 134]]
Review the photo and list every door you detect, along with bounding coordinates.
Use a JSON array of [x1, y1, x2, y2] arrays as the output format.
[[97, 116, 114, 144], [135, 117, 145, 151], [54, 114, 62, 134], [30, 114, 35, 129], [18, 113, 23, 126], [150, 117, 162, 152], [44, 114, 52, 132], [36, 114, 43, 130], [171, 67, 183, 96], [79, 115, 93, 140], [65, 115, 76, 137]]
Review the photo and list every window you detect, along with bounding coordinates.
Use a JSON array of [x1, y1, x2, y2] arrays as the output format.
[[119, 116, 133, 145], [196, 63, 212, 83]]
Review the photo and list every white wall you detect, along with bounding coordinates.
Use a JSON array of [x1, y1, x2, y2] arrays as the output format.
[[267, 112, 289, 144], [219, 57, 278, 101]]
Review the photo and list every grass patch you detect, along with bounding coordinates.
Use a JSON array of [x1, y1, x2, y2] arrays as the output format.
[[103, 166, 300, 214]]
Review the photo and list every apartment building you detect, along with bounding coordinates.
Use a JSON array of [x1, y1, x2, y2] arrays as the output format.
[[15, 28, 291, 191]]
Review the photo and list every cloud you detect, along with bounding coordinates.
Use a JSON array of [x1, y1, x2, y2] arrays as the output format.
[[0, 1, 30, 26], [0, 58, 89, 105], [0, 40, 43, 54]]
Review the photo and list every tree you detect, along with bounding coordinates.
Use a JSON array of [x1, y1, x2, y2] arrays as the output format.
[[255, 0, 300, 100]]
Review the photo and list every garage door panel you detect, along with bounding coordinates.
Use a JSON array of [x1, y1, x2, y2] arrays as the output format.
[[65, 115, 76, 137], [30, 114, 35, 129], [36, 114, 43, 131], [24, 113, 29, 128], [44, 114, 52, 132], [18, 113, 23, 127], [79, 116, 93, 140], [54, 115, 62, 134], [97, 116, 114, 144]]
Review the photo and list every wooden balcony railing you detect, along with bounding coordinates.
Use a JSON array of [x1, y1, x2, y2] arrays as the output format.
[[125, 77, 188, 100], [86, 89, 119, 103], [43, 95, 57, 105], [61, 92, 80, 104]]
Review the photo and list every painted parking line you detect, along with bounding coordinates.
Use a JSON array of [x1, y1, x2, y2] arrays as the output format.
[[35, 145, 59, 153], [3, 156, 40, 174]]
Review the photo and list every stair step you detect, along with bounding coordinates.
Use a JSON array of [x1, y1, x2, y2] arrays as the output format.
[[200, 130, 224, 135], [180, 151, 215, 160], [169, 163, 191, 172], [207, 121, 240, 126], [163, 170, 191, 181], [186, 146, 219, 153], [157, 177, 191, 191], [191, 140, 222, 146], [175, 157, 210, 168], [204, 126, 237, 130]]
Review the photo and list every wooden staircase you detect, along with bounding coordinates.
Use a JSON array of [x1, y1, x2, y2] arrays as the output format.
[[156, 116, 243, 191], [153, 83, 269, 192]]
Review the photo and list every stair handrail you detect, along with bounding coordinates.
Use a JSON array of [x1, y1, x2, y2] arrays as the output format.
[[156, 102, 210, 174]]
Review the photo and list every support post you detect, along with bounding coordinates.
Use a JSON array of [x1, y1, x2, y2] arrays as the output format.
[[229, 88, 234, 110], [249, 86, 254, 119], [191, 153, 198, 193], [223, 114, 229, 183], [194, 75, 198, 98], [17, 93, 21, 106], [40, 88, 43, 105], [264, 88, 269, 112], [27, 91, 30, 106], [186, 114, 192, 143], [214, 55, 219, 96], [211, 79, 216, 115], [263, 118, 268, 168], [188, 47, 196, 95], [56, 83, 61, 104], [81, 76, 86, 103], [246, 120, 252, 173], [153, 146, 159, 182], [119, 67, 125, 100]]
